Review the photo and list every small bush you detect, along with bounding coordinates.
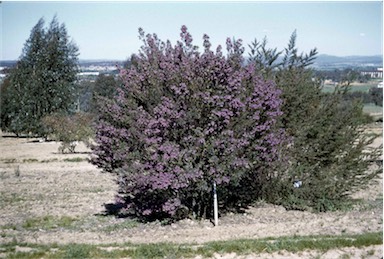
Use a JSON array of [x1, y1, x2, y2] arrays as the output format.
[[42, 112, 94, 153]]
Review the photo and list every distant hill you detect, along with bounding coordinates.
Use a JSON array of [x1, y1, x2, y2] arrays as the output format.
[[313, 54, 383, 70], [0, 60, 17, 67], [79, 59, 124, 67]]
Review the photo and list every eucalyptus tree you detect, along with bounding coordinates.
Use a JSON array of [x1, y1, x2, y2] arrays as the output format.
[[0, 16, 79, 136]]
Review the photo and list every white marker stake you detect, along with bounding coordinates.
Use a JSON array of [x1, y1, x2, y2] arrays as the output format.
[[213, 181, 218, 226]]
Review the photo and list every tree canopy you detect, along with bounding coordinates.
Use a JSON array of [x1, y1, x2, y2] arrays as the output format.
[[0, 16, 79, 136]]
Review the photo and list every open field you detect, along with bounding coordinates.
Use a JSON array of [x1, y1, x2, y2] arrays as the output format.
[[0, 125, 382, 258], [322, 81, 382, 94], [363, 104, 383, 117]]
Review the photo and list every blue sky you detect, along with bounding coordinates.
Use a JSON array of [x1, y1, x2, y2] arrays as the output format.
[[1, 1, 383, 60]]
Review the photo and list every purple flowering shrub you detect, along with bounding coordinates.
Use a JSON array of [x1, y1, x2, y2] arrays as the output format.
[[92, 26, 287, 219]]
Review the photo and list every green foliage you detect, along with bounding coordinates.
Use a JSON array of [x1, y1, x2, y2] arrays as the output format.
[[93, 74, 119, 100], [75, 74, 120, 113], [249, 32, 382, 212], [42, 112, 94, 153], [0, 16, 79, 136], [0, 77, 13, 131], [369, 87, 383, 106], [91, 74, 120, 113]]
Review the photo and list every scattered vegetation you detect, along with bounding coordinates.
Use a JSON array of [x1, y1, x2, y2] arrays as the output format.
[[40, 158, 59, 163], [22, 158, 39, 163], [0, 157, 88, 163], [1, 158, 17, 164]]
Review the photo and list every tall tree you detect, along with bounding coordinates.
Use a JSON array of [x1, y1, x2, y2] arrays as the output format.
[[0, 16, 79, 136]]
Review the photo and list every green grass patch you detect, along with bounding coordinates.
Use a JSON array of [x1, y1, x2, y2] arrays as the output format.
[[0, 223, 18, 230], [0, 192, 26, 208], [2, 232, 382, 258], [21, 215, 78, 231], [349, 83, 378, 93], [363, 103, 383, 114], [322, 82, 379, 94], [102, 219, 139, 233]]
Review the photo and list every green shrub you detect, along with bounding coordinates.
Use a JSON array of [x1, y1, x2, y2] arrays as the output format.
[[249, 32, 382, 211], [42, 112, 94, 153]]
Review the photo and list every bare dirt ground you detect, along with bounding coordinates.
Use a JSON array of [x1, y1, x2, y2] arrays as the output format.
[[0, 124, 382, 258]]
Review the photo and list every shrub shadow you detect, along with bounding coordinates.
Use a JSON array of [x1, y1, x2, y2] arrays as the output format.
[[96, 202, 130, 219]]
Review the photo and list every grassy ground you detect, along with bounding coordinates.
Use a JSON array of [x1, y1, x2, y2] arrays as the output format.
[[321, 80, 383, 120], [363, 103, 383, 115], [1, 232, 382, 259], [0, 123, 382, 258], [321, 81, 381, 93]]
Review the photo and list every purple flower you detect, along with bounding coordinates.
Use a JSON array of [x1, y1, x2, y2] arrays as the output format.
[[91, 26, 288, 219]]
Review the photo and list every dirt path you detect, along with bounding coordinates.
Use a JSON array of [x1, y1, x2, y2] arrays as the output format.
[[0, 129, 382, 257]]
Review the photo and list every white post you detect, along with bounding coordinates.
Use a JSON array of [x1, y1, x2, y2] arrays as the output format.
[[213, 181, 218, 226]]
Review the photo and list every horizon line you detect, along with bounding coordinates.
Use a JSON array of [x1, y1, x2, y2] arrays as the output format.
[[1, 53, 383, 63]]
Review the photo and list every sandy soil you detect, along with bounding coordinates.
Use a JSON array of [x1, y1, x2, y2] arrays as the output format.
[[0, 126, 382, 258]]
